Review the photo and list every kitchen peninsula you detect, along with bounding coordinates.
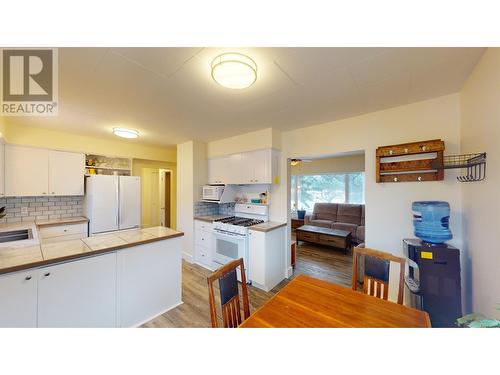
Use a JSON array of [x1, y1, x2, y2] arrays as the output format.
[[0, 225, 184, 328]]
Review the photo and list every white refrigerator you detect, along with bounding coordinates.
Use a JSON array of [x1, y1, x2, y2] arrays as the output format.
[[84, 175, 141, 235]]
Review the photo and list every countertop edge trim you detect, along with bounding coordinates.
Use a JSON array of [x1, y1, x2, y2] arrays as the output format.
[[0, 232, 184, 276]]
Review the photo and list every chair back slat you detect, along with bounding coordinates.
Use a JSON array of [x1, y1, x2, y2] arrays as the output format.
[[207, 258, 250, 328], [353, 247, 406, 305]]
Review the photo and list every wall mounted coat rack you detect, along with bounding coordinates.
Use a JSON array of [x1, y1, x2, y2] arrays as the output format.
[[376, 139, 445, 183], [376, 140, 487, 183]]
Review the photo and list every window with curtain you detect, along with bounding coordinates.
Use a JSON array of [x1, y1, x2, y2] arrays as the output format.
[[291, 172, 365, 212]]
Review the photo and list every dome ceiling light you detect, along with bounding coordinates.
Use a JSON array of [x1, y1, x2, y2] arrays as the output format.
[[113, 127, 139, 139], [211, 53, 257, 89]]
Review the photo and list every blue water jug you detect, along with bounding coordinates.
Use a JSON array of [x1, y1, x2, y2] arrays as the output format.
[[412, 201, 452, 244]]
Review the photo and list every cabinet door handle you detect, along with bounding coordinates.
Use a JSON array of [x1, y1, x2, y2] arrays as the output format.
[[44, 272, 51, 277], [42, 192, 47, 195], [25, 275, 32, 281], [51, 192, 55, 195]]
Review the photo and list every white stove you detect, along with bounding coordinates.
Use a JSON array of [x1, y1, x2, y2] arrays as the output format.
[[212, 204, 268, 281]]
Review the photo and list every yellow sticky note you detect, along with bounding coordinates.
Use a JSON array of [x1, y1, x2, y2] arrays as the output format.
[[421, 251, 433, 260], [274, 176, 280, 185]]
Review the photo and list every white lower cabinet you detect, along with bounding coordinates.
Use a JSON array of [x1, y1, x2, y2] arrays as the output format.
[[37, 253, 117, 327], [0, 238, 183, 327], [249, 227, 287, 292], [194, 220, 214, 269], [0, 270, 38, 327], [117, 238, 182, 327]]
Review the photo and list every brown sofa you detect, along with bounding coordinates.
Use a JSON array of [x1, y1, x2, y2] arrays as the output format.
[[304, 203, 365, 243]]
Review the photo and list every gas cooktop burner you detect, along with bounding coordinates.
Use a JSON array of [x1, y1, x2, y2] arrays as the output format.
[[215, 216, 264, 227]]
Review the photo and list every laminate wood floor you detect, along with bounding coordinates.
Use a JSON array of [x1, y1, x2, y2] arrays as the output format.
[[142, 237, 352, 328]]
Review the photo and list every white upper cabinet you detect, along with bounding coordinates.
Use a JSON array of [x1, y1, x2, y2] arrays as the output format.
[[208, 149, 280, 185], [208, 157, 226, 185], [246, 149, 271, 184], [5, 145, 49, 196], [48, 150, 85, 196], [5, 145, 85, 197]]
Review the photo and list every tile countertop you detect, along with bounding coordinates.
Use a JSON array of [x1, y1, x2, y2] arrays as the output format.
[[194, 215, 231, 223], [248, 221, 287, 233], [0, 226, 184, 275]]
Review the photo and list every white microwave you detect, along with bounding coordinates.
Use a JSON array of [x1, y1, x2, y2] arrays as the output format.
[[202, 185, 224, 201]]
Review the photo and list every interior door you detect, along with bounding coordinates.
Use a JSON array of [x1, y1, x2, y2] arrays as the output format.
[[119, 176, 141, 230], [159, 170, 171, 227], [48, 150, 85, 195], [89, 175, 118, 234]]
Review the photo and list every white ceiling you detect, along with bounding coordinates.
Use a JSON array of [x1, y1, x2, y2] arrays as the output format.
[[7, 47, 485, 147]]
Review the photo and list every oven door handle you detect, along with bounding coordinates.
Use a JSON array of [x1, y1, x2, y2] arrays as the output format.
[[213, 229, 246, 238]]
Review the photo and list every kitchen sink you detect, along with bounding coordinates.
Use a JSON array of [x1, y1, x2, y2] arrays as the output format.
[[0, 229, 33, 243]]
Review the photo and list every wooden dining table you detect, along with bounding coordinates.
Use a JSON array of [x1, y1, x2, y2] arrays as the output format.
[[239, 274, 431, 328]]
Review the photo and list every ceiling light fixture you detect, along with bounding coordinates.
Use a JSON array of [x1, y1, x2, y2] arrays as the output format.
[[211, 53, 257, 89], [113, 127, 139, 139]]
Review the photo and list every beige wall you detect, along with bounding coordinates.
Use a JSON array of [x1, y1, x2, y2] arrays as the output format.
[[291, 153, 365, 175], [276, 93, 462, 250], [460, 48, 500, 318], [202, 94, 463, 303], [132, 159, 177, 229], [2, 121, 176, 162], [177, 141, 207, 260], [207, 127, 279, 158]]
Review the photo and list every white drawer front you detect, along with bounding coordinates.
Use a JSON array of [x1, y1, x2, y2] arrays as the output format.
[[194, 220, 213, 232], [194, 230, 212, 247], [195, 244, 212, 267], [39, 223, 88, 239]]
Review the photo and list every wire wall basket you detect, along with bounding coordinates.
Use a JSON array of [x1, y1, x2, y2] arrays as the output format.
[[432, 152, 487, 182]]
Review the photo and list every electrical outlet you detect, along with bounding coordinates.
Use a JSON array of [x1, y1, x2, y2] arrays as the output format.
[[21, 206, 28, 215]]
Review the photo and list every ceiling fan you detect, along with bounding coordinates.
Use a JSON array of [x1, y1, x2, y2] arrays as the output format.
[[290, 158, 313, 166]]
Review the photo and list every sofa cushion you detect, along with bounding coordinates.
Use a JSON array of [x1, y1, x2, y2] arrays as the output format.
[[356, 226, 365, 242], [309, 219, 333, 228], [332, 222, 358, 237], [313, 203, 338, 221], [336, 204, 362, 225], [360, 205, 365, 226], [304, 214, 315, 225]]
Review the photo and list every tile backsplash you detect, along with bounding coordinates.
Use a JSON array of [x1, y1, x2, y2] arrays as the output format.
[[194, 202, 235, 217], [0, 196, 84, 224]]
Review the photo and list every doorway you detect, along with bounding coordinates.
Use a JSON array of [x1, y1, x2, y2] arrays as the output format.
[[159, 169, 172, 227], [289, 151, 366, 287]]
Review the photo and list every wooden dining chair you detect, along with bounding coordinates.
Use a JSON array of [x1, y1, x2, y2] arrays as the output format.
[[207, 258, 250, 328], [352, 246, 406, 305]]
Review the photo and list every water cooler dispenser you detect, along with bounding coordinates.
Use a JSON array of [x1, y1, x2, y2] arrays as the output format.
[[403, 239, 462, 327], [404, 201, 462, 327]]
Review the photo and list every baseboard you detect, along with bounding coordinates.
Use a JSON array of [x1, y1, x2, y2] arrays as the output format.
[[286, 266, 294, 278], [182, 252, 194, 263]]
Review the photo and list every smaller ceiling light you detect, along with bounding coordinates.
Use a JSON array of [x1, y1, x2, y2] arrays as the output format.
[[211, 53, 257, 89], [113, 127, 139, 139]]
